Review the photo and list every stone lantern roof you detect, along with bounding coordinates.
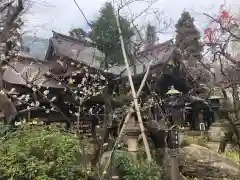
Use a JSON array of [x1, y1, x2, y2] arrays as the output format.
[[166, 85, 180, 95], [208, 95, 222, 100]]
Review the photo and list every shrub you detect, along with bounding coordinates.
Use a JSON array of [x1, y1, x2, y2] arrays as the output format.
[[114, 151, 162, 180], [0, 124, 86, 180]]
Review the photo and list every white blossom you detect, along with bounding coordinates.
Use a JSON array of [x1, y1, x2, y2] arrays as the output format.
[[2, 65, 8, 70], [25, 96, 30, 102], [50, 96, 56, 102], [0, 54, 6, 61], [100, 74, 105, 80], [0, 90, 5, 95], [43, 90, 49, 96], [68, 78, 75, 84], [18, 95, 25, 100], [35, 101, 40, 107], [75, 112, 80, 116]]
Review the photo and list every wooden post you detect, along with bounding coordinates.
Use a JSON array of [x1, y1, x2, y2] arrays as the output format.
[[114, 8, 151, 162], [168, 126, 180, 180], [102, 60, 153, 177], [27, 111, 31, 121], [170, 152, 180, 180], [77, 104, 80, 134], [77, 98, 83, 134]]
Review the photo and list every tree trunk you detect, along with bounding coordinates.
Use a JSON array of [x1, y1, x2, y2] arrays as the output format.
[[0, 91, 17, 125]]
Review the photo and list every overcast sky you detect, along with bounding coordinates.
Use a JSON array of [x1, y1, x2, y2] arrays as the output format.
[[22, 0, 240, 40]]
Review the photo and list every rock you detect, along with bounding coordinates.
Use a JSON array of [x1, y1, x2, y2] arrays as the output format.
[[100, 151, 112, 168], [207, 142, 238, 152], [100, 151, 120, 179], [208, 120, 229, 142], [180, 144, 240, 179], [208, 120, 240, 143]]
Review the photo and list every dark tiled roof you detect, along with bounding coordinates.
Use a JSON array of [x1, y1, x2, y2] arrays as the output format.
[[137, 39, 175, 66], [52, 31, 91, 45], [138, 39, 174, 54], [45, 31, 102, 70], [3, 59, 66, 88], [46, 31, 175, 77]]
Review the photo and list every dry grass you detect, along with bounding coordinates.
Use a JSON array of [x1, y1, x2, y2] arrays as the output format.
[[181, 136, 208, 148], [222, 151, 240, 164]]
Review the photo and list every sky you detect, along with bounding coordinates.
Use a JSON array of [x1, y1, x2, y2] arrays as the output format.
[[22, 0, 240, 40]]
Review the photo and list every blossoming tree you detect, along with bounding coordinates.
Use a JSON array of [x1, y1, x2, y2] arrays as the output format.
[[0, 0, 23, 124]]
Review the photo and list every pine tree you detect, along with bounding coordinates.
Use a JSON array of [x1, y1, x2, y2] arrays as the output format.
[[90, 2, 134, 66], [175, 11, 203, 63], [146, 23, 157, 45], [69, 28, 87, 40]]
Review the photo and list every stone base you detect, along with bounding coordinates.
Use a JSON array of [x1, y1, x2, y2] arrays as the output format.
[[127, 135, 138, 152]]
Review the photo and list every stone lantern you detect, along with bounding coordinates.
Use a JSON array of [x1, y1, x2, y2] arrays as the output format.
[[166, 86, 182, 126], [124, 113, 141, 153], [208, 95, 222, 121]]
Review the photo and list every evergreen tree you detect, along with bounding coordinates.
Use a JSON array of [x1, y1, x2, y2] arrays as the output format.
[[175, 11, 203, 62], [90, 2, 134, 66], [146, 23, 157, 45], [69, 28, 87, 40]]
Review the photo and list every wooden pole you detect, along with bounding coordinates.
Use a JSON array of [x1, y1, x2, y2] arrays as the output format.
[[114, 10, 151, 161], [102, 60, 153, 176], [170, 155, 180, 180], [168, 126, 180, 180]]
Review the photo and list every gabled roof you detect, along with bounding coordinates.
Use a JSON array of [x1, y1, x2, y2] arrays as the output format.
[[138, 39, 174, 54], [136, 39, 175, 66], [45, 31, 103, 70], [116, 39, 176, 78], [51, 31, 92, 46], [3, 58, 65, 88], [45, 32, 177, 78]]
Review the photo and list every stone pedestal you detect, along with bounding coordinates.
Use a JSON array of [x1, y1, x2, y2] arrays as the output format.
[[127, 133, 139, 152], [178, 128, 185, 145], [123, 113, 142, 154], [212, 109, 220, 121], [208, 96, 221, 121]]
